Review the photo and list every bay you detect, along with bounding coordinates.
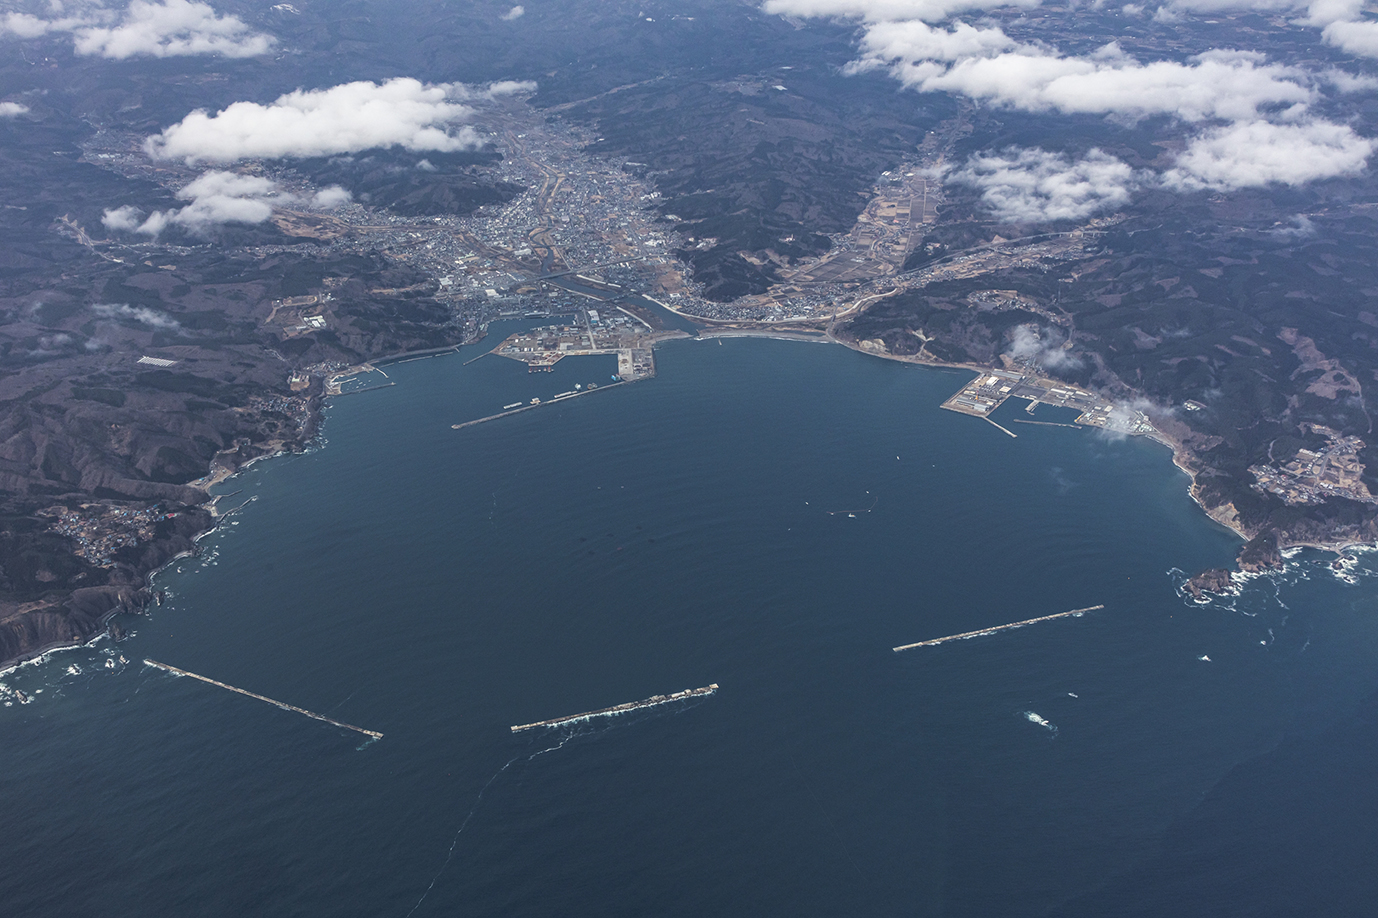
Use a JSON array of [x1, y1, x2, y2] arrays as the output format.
[[3, 333, 1377, 917]]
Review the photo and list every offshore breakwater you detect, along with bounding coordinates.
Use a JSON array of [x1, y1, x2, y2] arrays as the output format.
[[143, 659, 383, 739], [893, 605, 1106, 651], [511, 684, 718, 733]]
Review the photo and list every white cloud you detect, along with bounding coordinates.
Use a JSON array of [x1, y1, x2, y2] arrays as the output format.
[[479, 79, 537, 97], [0, 11, 87, 38], [1300, 0, 1364, 24], [132, 211, 174, 236], [1155, 0, 1378, 58], [311, 185, 352, 208], [91, 303, 181, 329], [774, 0, 1378, 195], [146, 78, 485, 164], [855, 26, 1315, 123], [822, 14, 1372, 194], [0, 101, 28, 117], [166, 170, 278, 230], [107, 170, 286, 236], [1321, 18, 1378, 57], [1163, 119, 1375, 190], [1270, 215, 1317, 239], [501, 4, 525, 19], [951, 147, 1141, 222], [1159, 0, 1305, 11], [2, 1, 273, 59], [763, 0, 1040, 24], [1323, 67, 1378, 92], [74, 0, 273, 58], [846, 19, 1015, 65], [1006, 324, 1082, 370], [102, 204, 145, 231], [108, 171, 358, 236]]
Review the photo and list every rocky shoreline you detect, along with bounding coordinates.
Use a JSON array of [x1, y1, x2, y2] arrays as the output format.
[[0, 512, 211, 672], [817, 323, 1374, 598], [0, 383, 328, 672], [684, 316, 1375, 599], [4, 313, 1372, 669]]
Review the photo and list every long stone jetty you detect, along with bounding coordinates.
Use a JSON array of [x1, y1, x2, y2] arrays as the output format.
[[893, 605, 1105, 652], [144, 659, 384, 739], [511, 684, 718, 733]]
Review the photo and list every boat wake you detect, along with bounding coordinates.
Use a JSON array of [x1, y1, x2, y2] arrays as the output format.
[[403, 729, 586, 918], [405, 693, 714, 914]]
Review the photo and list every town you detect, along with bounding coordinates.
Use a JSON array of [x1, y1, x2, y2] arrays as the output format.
[[41, 503, 177, 568], [1250, 430, 1377, 505], [73, 91, 1163, 451]]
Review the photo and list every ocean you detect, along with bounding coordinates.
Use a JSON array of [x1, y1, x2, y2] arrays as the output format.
[[3, 332, 1376, 917]]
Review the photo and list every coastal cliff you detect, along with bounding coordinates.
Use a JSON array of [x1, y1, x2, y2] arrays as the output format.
[[0, 508, 212, 668]]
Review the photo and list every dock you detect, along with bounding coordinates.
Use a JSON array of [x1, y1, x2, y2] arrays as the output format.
[[941, 371, 1106, 422], [511, 683, 718, 733], [941, 369, 1028, 417], [939, 373, 1156, 437], [333, 382, 395, 397], [214, 497, 255, 519], [143, 659, 383, 739], [1012, 419, 1081, 429], [893, 605, 1105, 652], [984, 417, 1018, 438]]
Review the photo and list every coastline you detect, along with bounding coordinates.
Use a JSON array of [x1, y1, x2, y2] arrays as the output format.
[[0, 387, 325, 672], [5, 314, 1368, 673], [0, 629, 114, 679], [669, 308, 1370, 567], [816, 323, 1375, 559]]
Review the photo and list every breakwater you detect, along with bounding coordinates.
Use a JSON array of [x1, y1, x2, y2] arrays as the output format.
[[450, 381, 627, 431], [143, 659, 383, 739], [893, 605, 1105, 652], [511, 684, 719, 733]]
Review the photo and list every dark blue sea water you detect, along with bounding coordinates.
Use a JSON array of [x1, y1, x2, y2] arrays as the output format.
[[3, 335, 1378, 917]]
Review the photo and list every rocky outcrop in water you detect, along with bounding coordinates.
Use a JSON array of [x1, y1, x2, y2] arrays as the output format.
[[1238, 531, 1283, 574], [1186, 568, 1235, 600]]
